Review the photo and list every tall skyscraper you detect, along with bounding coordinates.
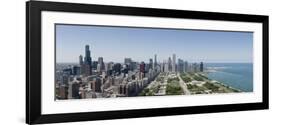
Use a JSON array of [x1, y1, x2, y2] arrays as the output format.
[[93, 77, 102, 92], [81, 64, 92, 76], [79, 55, 83, 65], [98, 57, 103, 64], [149, 58, 153, 69], [184, 61, 188, 72], [72, 66, 80, 75], [92, 61, 98, 70], [84, 45, 92, 65], [200, 62, 204, 72], [68, 81, 80, 99], [139, 62, 146, 78], [124, 58, 133, 71], [154, 54, 157, 69], [124, 58, 132, 64], [192, 63, 198, 72], [164, 61, 169, 73], [113, 63, 122, 75], [97, 63, 101, 72], [80, 45, 92, 76], [160, 61, 164, 72], [178, 59, 184, 73], [105, 62, 113, 76], [168, 57, 172, 72], [172, 54, 176, 72], [98, 57, 104, 71], [140, 62, 146, 73]]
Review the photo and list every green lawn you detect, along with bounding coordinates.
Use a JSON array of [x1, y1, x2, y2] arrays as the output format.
[[166, 80, 183, 95]]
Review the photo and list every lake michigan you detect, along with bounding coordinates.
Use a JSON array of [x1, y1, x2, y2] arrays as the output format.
[[205, 63, 253, 92]]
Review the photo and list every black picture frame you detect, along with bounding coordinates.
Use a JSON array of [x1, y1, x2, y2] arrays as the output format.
[[26, 1, 269, 124]]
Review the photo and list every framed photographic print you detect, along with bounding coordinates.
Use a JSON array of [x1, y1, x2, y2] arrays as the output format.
[[26, 1, 269, 124]]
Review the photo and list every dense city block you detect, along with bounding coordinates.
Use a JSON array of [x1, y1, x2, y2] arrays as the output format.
[[56, 45, 240, 100]]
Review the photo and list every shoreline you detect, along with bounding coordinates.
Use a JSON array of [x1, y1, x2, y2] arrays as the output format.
[[183, 72, 242, 94]]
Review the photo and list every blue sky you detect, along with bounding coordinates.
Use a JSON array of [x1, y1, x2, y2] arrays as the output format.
[[56, 24, 253, 63]]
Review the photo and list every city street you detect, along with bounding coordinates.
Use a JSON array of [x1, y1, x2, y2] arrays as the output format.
[[177, 73, 191, 95]]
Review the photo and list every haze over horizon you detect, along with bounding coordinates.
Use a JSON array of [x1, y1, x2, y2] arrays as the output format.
[[56, 24, 253, 63]]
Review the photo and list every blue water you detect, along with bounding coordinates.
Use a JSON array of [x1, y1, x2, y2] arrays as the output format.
[[205, 63, 253, 92]]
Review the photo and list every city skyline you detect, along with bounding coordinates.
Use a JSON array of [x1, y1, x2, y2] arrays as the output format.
[[56, 24, 253, 63], [55, 24, 253, 100], [55, 44, 247, 100]]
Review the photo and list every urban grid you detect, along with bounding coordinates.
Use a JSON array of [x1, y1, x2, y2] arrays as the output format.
[[55, 45, 240, 100]]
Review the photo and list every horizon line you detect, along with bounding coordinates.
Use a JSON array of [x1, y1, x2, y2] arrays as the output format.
[[56, 62, 253, 64]]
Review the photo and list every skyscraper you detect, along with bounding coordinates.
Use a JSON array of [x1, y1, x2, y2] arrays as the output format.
[[93, 77, 102, 92], [79, 55, 83, 65], [92, 61, 98, 70], [168, 57, 172, 72], [80, 45, 92, 76], [113, 63, 122, 75], [98, 57, 104, 71], [84, 45, 92, 65], [154, 54, 157, 69], [192, 63, 198, 72], [149, 58, 153, 69], [68, 81, 80, 99], [81, 64, 92, 76], [164, 61, 169, 73], [124, 58, 132, 64], [140, 62, 146, 73], [139, 61, 146, 78], [200, 62, 204, 72], [178, 59, 184, 73], [172, 54, 176, 72], [184, 61, 188, 72], [124, 58, 133, 71], [72, 66, 80, 75], [97, 63, 101, 72], [160, 61, 164, 72]]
